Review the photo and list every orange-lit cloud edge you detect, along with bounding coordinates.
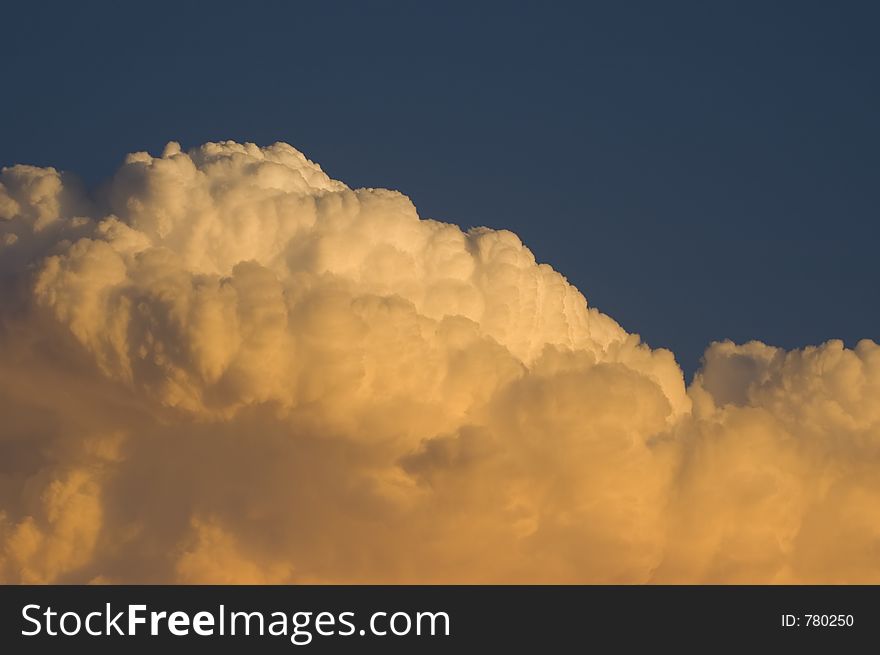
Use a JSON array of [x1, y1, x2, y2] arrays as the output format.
[[0, 141, 876, 584]]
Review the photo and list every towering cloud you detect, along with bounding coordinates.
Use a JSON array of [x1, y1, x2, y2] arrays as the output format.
[[0, 142, 876, 583]]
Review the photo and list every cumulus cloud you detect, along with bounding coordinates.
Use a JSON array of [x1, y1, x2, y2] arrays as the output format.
[[0, 141, 876, 583]]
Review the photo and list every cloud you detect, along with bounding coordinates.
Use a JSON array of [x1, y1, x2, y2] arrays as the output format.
[[0, 141, 876, 583]]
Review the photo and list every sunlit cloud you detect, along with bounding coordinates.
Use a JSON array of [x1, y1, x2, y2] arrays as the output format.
[[0, 142, 877, 583]]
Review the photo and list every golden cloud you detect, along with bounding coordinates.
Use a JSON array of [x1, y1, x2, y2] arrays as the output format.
[[0, 142, 876, 583]]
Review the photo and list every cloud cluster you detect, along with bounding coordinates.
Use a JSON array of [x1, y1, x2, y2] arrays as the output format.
[[0, 141, 877, 583]]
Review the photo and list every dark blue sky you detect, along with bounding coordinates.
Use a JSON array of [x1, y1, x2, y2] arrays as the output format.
[[2, 2, 878, 376]]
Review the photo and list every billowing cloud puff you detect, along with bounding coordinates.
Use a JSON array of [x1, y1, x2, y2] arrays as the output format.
[[0, 142, 876, 583]]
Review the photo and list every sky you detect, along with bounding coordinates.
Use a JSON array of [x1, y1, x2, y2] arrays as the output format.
[[2, 1, 877, 377], [2, 3, 880, 585]]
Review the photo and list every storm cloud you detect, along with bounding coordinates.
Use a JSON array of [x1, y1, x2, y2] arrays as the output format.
[[0, 142, 877, 583]]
